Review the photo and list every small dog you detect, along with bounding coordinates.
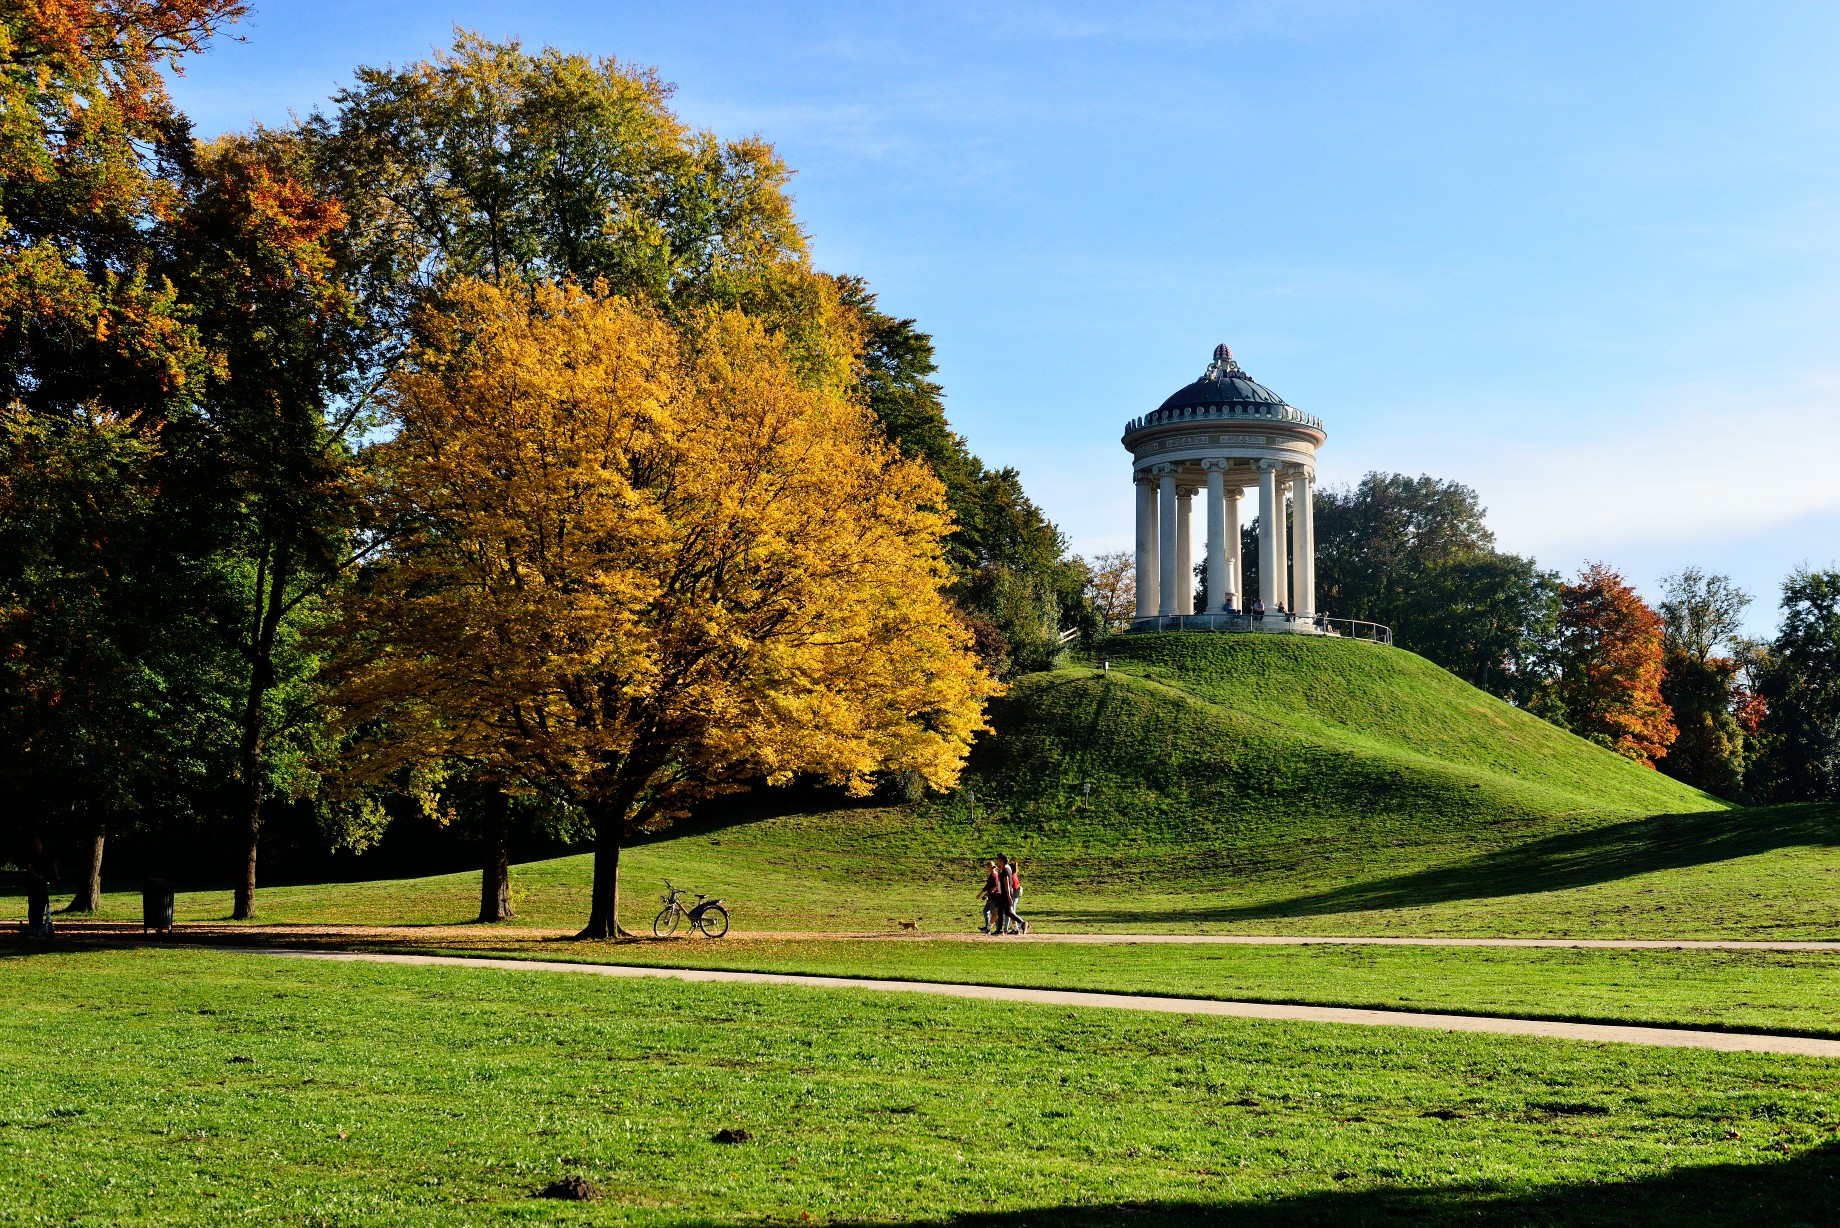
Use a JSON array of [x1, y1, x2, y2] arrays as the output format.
[[896, 919, 920, 931]]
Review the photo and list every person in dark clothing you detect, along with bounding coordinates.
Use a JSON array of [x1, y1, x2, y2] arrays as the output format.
[[988, 854, 1017, 936], [978, 860, 1001, 933], [20, 836, 57, 938]]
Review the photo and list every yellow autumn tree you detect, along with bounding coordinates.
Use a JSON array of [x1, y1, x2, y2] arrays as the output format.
[[331, 278, 996, 936]]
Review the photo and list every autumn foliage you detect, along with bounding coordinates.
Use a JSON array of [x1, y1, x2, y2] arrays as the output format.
[[1552, 562, 1677, 766], [331, 278, 997, 935]]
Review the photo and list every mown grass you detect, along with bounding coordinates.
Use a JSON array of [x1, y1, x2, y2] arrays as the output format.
[[5, 947, 1840, 1226], [26, 635, 1840, 938], [37, 798, 1840, 939], [360, 938, 1840, 1040]]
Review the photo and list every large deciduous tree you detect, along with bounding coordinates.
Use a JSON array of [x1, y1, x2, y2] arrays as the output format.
[[1279, 472, 1558, 703], [0, 0, 243, 886], [1551, 563, 1676, 766], [311, 37, 1088, 683], [330, 279, 995, 937], [1758, 568, 1840, 802], [307, 31, 832, 373], [0, 411, 161, 903], [1656, 567, 1751, 799], [173, 130, 364, 918]]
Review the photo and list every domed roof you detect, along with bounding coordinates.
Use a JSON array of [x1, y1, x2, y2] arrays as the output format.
[[1157, 343, 1289, 412]]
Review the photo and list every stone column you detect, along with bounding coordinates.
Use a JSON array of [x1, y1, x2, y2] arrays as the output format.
[[1257, 461, 1280, 609], [1203, 463, 1227, 614], [1134, 473, 1159, 621], [1175, 487, 1195, 615], [1293, 468, 1315, 617], [1157, 466, 1178, 617], [1275, 477, 1290, 613], [1224, 485, 1242, 610]]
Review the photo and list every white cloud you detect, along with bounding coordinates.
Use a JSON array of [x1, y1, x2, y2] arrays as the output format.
[[1423, 375, 1840, 558]]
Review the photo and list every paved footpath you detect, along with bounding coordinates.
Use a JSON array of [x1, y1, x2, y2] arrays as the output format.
[[254, 947, 1840, 1059]]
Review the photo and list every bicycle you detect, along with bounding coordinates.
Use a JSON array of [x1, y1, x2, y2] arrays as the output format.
[[654, 880, 729, 938]]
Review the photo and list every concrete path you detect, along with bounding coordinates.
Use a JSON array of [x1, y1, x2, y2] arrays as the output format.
[[254, 947, 1840, 1059]]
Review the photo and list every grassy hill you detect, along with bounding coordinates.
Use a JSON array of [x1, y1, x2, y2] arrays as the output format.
[[969, 633, 1715, 858], [43, 632, 1840, 939]]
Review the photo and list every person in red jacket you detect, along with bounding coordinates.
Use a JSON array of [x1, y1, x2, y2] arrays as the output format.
[[978, 860, 1001, 933]]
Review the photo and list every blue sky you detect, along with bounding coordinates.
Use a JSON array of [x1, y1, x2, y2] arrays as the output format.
[[170, 1, 1840, 633]]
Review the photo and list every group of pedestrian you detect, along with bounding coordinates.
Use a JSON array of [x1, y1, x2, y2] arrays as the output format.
[[978, 854, 1028, 935]]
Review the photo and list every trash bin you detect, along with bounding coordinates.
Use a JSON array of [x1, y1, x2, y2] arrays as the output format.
[[142, 879, 173, 933]]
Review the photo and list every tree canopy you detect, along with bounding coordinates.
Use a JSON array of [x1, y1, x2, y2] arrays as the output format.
[[1758, 568, 1840, 802], [330, 278, 996, 935], [1551, 563, 1676, 766], [1283, 472, 1558, 704]]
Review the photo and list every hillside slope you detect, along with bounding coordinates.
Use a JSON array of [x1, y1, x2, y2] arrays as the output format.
[[966, 634, 1717, 870], [57, 631, 1829, 939]]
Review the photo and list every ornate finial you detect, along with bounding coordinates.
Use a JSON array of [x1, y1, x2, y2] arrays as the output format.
[[1205, 343, 1243, 380]]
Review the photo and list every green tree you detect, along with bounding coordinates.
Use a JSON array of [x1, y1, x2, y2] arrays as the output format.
[[0, 0, 245, 891], [1288, 473, 1559, 703], [170, 130, 365, 918], [306, 31, 835, 381], [1412, 551, 1560, 705], [1759, 568, 1840, 802], [1656, 568, 1751, 799], [0, 412, 159, 902], [839, 278, 1090, 673]]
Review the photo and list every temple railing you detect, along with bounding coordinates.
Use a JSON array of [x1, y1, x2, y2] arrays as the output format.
[[1128, 613, 1392, 645], [1122, 402, 1323, 436]]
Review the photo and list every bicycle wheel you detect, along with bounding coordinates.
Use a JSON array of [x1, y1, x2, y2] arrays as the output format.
[[653, 906, 680, 938], [695, 905, 730, 938]]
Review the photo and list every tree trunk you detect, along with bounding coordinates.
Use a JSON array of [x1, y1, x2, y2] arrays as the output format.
[[233, 805, 260, 920], [62, 815, 105, 913], [477, 785, 514, 923], [232, 544, 288, 922], [578, 814, 625, 939], [232, 697, 266, 920]]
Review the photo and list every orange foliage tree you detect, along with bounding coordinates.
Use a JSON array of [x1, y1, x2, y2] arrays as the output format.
[[1, 0, 245, 416], [329, 279, 998, 937], [1553, 562, 1676, 765]]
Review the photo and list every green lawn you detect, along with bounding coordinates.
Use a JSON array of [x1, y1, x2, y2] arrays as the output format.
[[369, 938, 1840, 1040], [37, 795, 1840, 940], [5, 947, 1840, 1226]]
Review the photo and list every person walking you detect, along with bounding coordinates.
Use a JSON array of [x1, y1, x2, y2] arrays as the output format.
[[20, 836, 57, 939], [978, 860, 1001, 933], [987, 854, 1017, 936], [1004, 856, 1029, 935]]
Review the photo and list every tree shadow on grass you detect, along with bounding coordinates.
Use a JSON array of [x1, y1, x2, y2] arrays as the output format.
[[1044, 803, 1840, 927], [799, 1141, 1840, 1226]]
